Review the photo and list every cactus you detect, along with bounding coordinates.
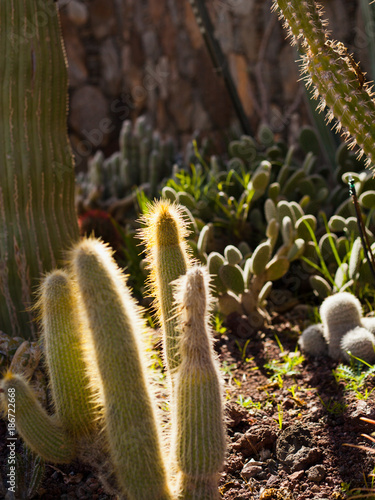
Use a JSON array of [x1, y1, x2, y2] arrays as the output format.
[[298, 324, 328, 357], [272, 0, 375, 169], [1, 201, 226, 499], [340, 327, 375, 364], [0, 0, 79, 338], [172, 267, 226, 499], [299, 292, 375, 364], [76, 116, 176, 216], [139, 200, 192, 375], [207, 227, 293, 328], [0, 229, 226, 500], [71, 238, 171, 500], [38, 270, 97, 438]]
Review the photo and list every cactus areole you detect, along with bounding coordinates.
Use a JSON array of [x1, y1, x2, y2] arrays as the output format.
[[0, 0, 79, 338]]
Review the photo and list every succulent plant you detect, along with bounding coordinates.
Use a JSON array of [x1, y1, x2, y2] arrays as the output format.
[[299, 292, 375, 364], [0, 0, 79, 339], [207, 222, 303, 329], [0, 201, 226, 499], [76, 116, 176, 219], [306, 216, 375, 300]]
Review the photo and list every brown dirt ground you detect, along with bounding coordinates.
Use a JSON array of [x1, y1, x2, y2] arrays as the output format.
[[1, 306, 375, 499]]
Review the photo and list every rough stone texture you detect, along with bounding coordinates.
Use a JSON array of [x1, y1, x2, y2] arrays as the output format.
[[58, 0, 369, 170], [276, 423, 323, 472]]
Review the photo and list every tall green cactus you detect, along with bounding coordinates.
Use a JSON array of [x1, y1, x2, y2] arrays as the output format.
[[0, 0, 79, 338], [272, 0, 375, 169], [70, 239, 172, 500], [140, 200, 192, 375], [1, 210, 226, 498]]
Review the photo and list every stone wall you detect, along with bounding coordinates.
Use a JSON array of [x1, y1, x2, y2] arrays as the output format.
[[59, 0, 370, 170]]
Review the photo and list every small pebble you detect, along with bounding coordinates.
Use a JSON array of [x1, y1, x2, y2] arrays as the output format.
[[307, 464, 326, 482], [241, 463, 263, 479]]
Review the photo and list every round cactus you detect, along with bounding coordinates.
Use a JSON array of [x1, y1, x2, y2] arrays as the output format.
[[340, 327, 375, 364], [298, 324, 328, 357], [320, 292, 363, 360]]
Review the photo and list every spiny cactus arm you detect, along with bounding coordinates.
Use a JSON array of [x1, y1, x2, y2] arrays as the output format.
[[37, 270, 97, 438], [273, 0, 375, 168], [70, 239, 173, 500], [0, 373, 76, 463], [172, 266, 226, 500], [304, 44, 375, 167], [0, 0, 79, 338], [139, 200, 192, 373], [272, 0, 328, 53]]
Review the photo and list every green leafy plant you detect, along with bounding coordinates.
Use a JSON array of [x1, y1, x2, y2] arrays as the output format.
[[236, 395, 262, 411], [333, 357, 375, 399], [317, 395, 348, 416]]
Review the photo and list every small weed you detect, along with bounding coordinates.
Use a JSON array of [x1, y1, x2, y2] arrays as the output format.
[[236, 395, 262, 411], [264, 335, 304, 382], [273, 403, 284, 430], [332, 355, 375, 398], [213, 314, 227, 335], [235, 339, 252, 362], [317, 395, 348, 415], [220, 361, 237, 382]]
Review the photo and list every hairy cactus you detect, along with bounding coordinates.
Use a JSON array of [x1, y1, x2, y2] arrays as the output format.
[[71, 239, 171, 500], [340, 327, 375, 364], [272, 0, 375, 169], [299, 292, 375, 364], [139, 200, 192, 375], [1, 204, 226, 498], [172, 267, 226, 499], [0, 0, 79, 338], [298, 324, 328, 357]]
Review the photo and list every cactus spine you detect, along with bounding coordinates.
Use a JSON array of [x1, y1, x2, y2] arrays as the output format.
[[172, 267, 226, 499], [0, 0, 79, 338], [273, 0, 375, 168]]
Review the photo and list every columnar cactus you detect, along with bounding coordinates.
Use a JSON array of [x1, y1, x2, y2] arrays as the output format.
[[0, 0, 79, 338], [139, 200, 192, 374], [71, 239, 172, 500], [1, 203, 226, 499], [299, 292, 375, 364], [172, 267, 226, 499], [272, 0, 375, 169], [76, 116, 176, 213]]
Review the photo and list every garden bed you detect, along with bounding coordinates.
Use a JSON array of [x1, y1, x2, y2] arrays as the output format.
[[1, 305, 375, 499]]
